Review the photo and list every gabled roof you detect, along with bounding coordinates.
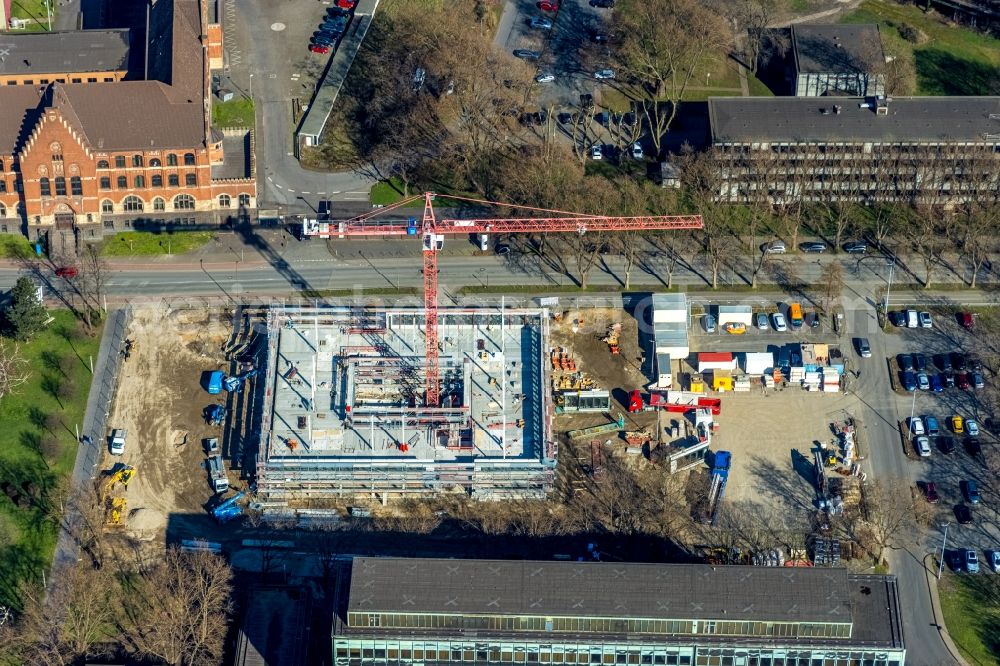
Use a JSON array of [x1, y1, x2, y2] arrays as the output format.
[[0, 86, 45, 156], [0, 29, 131, 76]]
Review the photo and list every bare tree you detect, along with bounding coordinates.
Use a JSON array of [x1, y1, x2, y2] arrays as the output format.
[[122, 548, 233, 666], [0, 339, 31, 402], [910, 208, 947, 288], [614, 0, 732, 157], [850, 478, 912, 565], [956, 202, 999, 288], [818, 261, 845, 314], [712, 0, 785, 75]]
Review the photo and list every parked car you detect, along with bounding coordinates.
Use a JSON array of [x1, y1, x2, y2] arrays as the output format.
[[930, 374, 945, 392], [897, 353, 915, 372], [334, 0, 355, 8], [917, 372, 931, 391], [762, 240, 786, 254], [703, 314, 717, 333], [308, 43, 331, 54], [956, 372, 971, 390], [855, 338, 871, 358], [952, 415, 965, 433], [589, 144, 603, 160], [771, 312, 787, 332], [910, 416, 926, 436], [724, 322, 747, 335], [919, 311, 933, 328], [901, 371, 917, 392], [952, 352, 969, 371], [915, 436, 931, 457], [513, 49, 542, 60], [963, 480, 981, 504], [966, 549, 980, 573], [965, 438, 982, 458], [956, 504, 973, 525], [934, 353, 953, 371], [970, 356, 983, 372], [631, 142, 644, 160], [972, 371, 985, 389], [842, 241, 867, 254], [905, 309, 919, 328], [589, 0, 614, 7], [914, 352, 929, 371], [755, 312, 770, 330], [54, 266, 78, 278], [944, 373, 956, 388], [967, 419, 980, 437], [530, 16, 553, 29], [888, 311, 905, 327], [799, 241, 827, 253], [534, 73, 556, 83], [938, 436, 956, 455], [539, 0, 558, 9], [925, 415, 940, 436], [988, 551, 1000, 573], [593, 68, 615, 80], [924, 481, 939, 503], [958, 311, 975, 330]]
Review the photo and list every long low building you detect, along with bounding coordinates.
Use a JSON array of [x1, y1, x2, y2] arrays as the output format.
[[708, 95, 1000, 204], [333, 557, 905, 666]]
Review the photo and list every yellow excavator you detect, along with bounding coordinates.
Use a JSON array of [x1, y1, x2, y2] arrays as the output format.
[[101, 463, 135, 527]]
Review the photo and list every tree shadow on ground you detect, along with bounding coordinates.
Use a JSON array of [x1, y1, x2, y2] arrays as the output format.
[[915, 49, 1000, 96]]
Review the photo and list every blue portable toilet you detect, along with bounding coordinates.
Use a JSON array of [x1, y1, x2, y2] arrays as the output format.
[[406, 217, 418, 235], [206, 371, 224, 394]]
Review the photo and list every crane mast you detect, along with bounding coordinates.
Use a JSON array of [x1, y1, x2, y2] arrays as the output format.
[[303, 192, 704, 409]]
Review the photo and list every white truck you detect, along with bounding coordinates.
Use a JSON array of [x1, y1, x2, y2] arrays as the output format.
[[109, 428, 127, 456], [207, 454, 229, 493]]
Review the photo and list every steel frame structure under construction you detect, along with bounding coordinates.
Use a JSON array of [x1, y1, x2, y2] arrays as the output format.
[[254, 306, 556, 512]]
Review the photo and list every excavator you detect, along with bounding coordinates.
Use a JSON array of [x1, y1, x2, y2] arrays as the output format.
[[100, 463, 135, 527]]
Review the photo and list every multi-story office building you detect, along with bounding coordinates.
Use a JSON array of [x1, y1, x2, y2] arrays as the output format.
[[333, 557, 905, 666], [707, 95, 1000, 204], [0, 0, 253, 254]]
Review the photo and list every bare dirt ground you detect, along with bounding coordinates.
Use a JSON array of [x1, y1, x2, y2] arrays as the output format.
[[103, 307, 232, 542]]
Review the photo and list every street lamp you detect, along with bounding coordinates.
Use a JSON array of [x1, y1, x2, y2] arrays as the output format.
[[248, 73, 254, 99], [882, 257, 895, 312], [937, 521, 951, 580]]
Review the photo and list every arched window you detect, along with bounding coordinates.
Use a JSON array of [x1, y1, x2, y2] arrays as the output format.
[[151, 174, 163, 187], [168, 174, 179, 187], [185, 173, 197, 186], [167, 154, 178, 167], [132, 155, 143, 167], [0, 202, 6, 218], [183, 153, 195, 166], [238, 193, 251, 207], [134, 175, 145, 188], [153, 197, 165, 211], [115, 155, 126, 168], [71, 176, 82, 195], [122, 195, 143, 212], [97, 160, 109, 169], [100, 177, 111, 190], [116, 176, 127, 189], [150, 158, 161, 167], [218, 194, 231, 208], [0, 159, 4, 171], [173, 194, 195, 210], [39, 177, 51, 197], [101, 199, 114, 213]]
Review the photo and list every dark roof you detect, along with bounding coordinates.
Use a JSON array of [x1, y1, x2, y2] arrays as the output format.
[[0, 29, 131, 76], [708, 96, 1000, 143], [348, 558, 856, 624], [791, 24, 884, 75], [0, 85, 45, 156], [51, 82, 204, 150]]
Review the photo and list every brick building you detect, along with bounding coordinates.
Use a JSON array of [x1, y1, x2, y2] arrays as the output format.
[[0, 0, 254, 255]]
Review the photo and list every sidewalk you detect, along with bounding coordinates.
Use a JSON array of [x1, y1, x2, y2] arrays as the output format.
[[922, 553, 971, 666]]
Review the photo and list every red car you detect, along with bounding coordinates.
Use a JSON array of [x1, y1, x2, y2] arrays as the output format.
[[538, 1, 558, 10], [335, 0, 355, 7], [924, 481, 939, 504], [956, 372, 971, 390], [958, 311, 974, 330], [309, 44, 330, 54], [55, 266, 78, 278]]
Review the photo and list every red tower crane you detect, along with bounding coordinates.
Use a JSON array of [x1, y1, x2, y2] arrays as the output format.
[[303, 192, 703, 406]]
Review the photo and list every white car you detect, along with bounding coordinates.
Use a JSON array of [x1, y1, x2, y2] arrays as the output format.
[[967, 419, 980, 437], [762, 240, 786, 254], [534, 73, 556, 83], [988, 550, 1000, 573], [919, 311, 933, 328], [915, 435, 931, 457], [631, 142, 644, 160], [771, 312, 788, 332], [593, 68, 615, 80], [910, 416, 925, 436], [589, 144, 603, 160]]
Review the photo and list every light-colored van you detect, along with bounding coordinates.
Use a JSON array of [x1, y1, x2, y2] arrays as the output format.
[[905, 309, 919, 328]]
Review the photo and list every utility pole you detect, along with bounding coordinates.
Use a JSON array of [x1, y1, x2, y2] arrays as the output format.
[[883, 257, 895, 312], [937, 522, 951, 579]]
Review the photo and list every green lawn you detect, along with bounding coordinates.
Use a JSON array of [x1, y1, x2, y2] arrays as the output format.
[[0, 234, 36, 260], [939, 570, 1000, 664], [747, 74, 775, 97], [370, 179, 410, 206], [841, 0, 1000, 95], [211, 98, 255, 128], [8, 0, 51, 23], [100, 231, 215, 257], [0, 311, 101, 609]]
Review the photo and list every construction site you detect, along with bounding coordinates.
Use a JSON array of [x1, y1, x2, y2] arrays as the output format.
[[252, 306, 557, 513]]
